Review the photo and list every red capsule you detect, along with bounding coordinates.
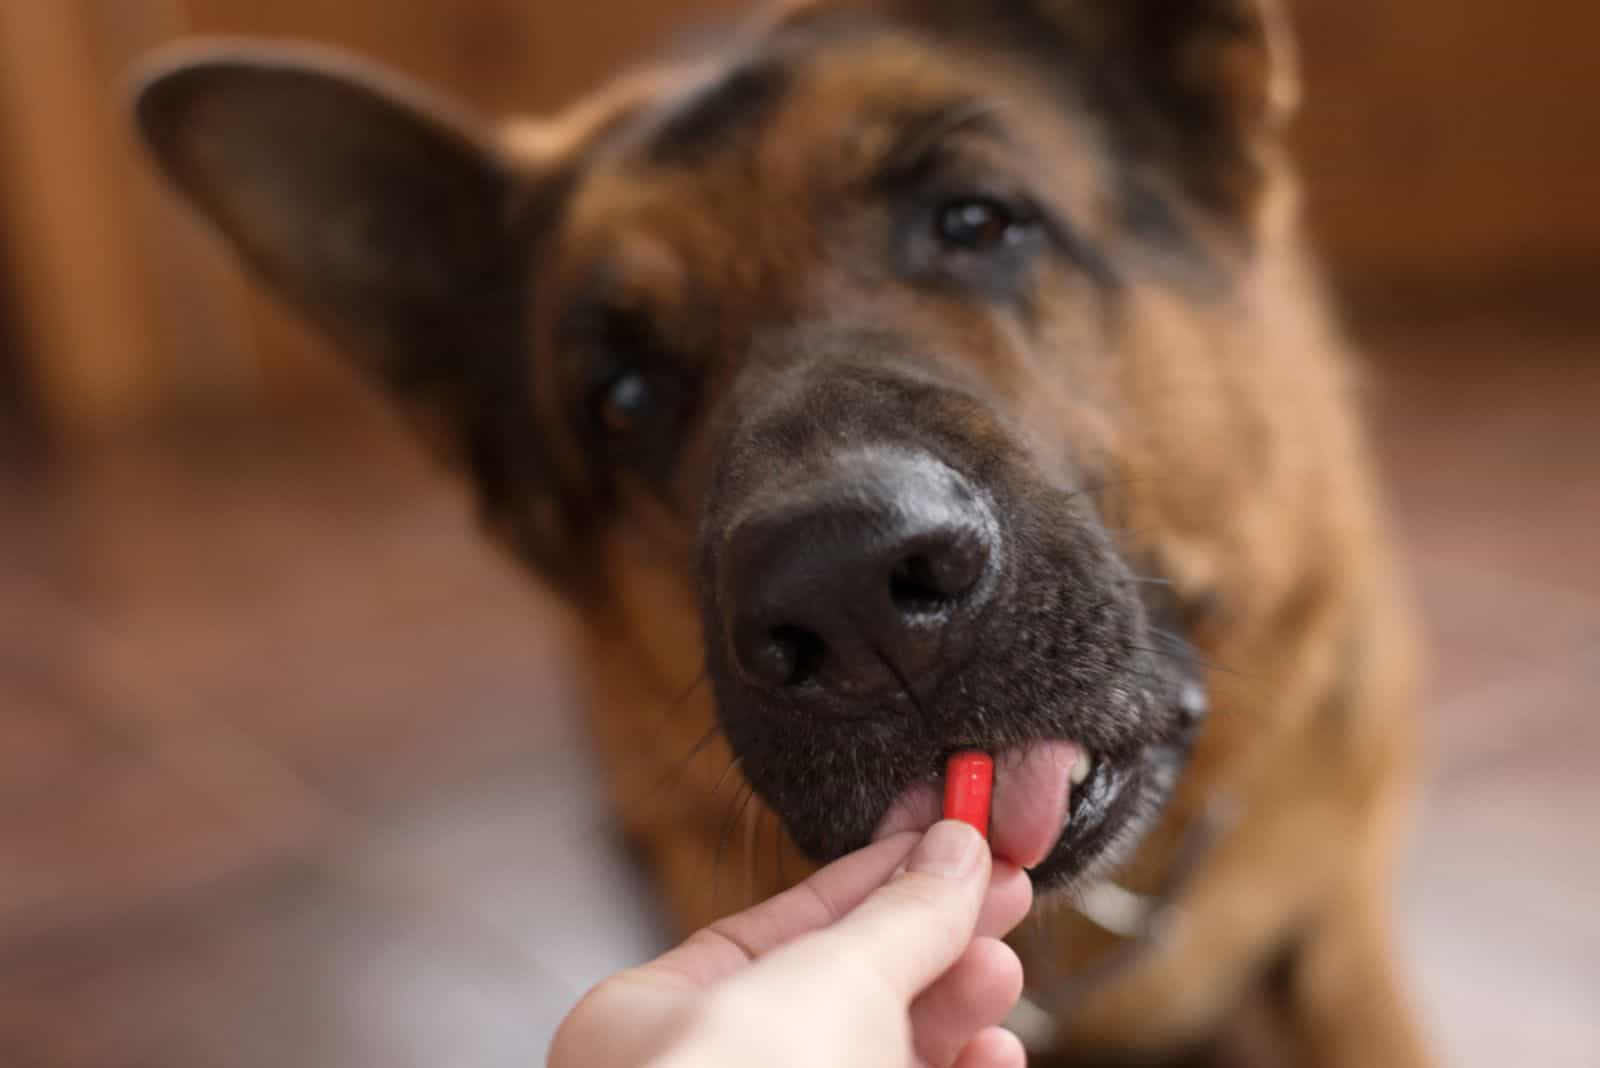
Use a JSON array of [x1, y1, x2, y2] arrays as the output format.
[[943, 750, 994, 838]]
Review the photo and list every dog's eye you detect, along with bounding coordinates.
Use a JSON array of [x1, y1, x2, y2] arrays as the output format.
[[936, 198, 1032, 252], [594, 369, 652, 436]]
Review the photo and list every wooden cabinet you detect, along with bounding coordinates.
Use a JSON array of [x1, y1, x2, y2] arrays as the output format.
[[1294, 3, 1600, 310], [0, 0, 169, 437]]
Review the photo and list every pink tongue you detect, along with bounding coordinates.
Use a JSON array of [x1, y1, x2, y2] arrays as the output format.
[[989, 741, 1080, 869], [871, 740, 1081, 870], [873, 779, 943, 842]]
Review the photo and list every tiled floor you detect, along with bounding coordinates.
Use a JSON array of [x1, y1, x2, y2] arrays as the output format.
[[1367, 315, 1600, 1067], [1, 312, 1595, 1066]]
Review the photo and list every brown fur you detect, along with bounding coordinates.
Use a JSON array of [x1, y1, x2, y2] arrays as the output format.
[[132, 3, 1431, 1064]]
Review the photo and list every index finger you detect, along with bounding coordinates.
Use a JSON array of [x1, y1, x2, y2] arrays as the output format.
[[649, 831, 923, 987]]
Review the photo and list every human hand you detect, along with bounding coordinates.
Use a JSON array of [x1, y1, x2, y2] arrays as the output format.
[[548, 820, 1034, 1068]]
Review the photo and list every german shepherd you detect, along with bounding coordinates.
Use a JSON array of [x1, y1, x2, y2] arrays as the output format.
[[132, 1, 1432, 1063]]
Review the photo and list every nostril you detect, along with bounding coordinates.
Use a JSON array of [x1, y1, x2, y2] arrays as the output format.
[[889, 537, 986, 617], [889, 555, 953, 615], [768, 624, 825, 687]]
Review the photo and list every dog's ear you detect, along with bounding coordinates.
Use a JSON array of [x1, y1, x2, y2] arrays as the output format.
[[131, 42, 525, 457], [129, 42, 584, 566], [910, 0, 1298, 223], [1069, 0, 1299, 220]]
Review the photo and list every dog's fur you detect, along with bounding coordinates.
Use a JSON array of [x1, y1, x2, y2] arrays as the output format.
[[132, 2, 1431, 1064]]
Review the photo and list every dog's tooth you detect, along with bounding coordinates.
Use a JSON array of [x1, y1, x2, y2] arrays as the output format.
[[1071, 752, 1092, 786]]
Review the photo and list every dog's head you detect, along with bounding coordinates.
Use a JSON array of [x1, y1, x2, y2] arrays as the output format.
[[135, 0, 1326, 890]]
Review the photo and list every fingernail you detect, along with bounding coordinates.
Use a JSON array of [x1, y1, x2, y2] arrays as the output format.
[[907, 820, 984, 879]]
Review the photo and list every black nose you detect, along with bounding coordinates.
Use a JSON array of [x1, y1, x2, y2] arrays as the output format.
[[719, 450, 999, 703]]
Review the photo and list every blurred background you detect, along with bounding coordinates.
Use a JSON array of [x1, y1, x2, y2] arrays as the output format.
[[0, 1, 1595, 1065]]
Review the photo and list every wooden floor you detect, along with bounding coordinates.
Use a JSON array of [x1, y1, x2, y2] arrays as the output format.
[[1, 312, 1595, 1066]]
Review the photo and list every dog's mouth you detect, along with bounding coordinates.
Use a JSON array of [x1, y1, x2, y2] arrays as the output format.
[[871, 735, 1188, 889]]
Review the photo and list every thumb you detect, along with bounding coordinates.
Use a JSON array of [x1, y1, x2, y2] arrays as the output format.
[[754, 820, 991, 1002]]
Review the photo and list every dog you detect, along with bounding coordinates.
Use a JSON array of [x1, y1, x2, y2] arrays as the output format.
[[132, 1, 1432, 1063]]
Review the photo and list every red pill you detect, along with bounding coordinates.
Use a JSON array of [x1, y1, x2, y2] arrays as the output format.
[[943, 751, 994, 838]]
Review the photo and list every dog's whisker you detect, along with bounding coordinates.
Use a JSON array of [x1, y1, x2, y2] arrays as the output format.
[[769, 804, 785, 891], [628, 667, 712, 769], [702, 785, 736, 918], [1146, 626, 1229, 669], [1101, 527, 1158, 544], [1063, 475, 1182, 509], [711, 753, 745, 798], [1128, 643, 1251, 682], [1148, 625, 1194, 650], [607, 719, 722, 825], [757, 807, 772, 905], [743, 791, 764, 908], [657, 666, 710, 725], [775, 806, 790, 890], [711, 780, 755, 916], [603, 668, 713, 817], [703, 757, 748, 912]]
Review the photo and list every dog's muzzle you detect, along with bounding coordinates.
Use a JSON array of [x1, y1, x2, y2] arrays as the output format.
[[698, 357, 1197, 882]]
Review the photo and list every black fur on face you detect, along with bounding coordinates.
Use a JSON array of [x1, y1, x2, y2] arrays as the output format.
[[696, 328, 1204, 887]]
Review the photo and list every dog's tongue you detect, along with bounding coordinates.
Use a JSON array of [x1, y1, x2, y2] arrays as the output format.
[[873, 740, 1082, 869], [988, 741, 1081, 868]]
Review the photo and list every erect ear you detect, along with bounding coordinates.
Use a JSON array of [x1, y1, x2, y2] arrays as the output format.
[[909, 0, 1298, 224], [129, 41, 582, 564], [1067, 0, 1299, 221], [131, 41, 527, 458]]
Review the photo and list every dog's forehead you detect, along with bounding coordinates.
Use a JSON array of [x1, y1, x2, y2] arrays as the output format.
[[540, 21, 1101, 314], [568, 39, 977, 221]]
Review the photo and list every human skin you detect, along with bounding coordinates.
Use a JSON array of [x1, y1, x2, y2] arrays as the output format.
[[549, 820, 1034, 1068]]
